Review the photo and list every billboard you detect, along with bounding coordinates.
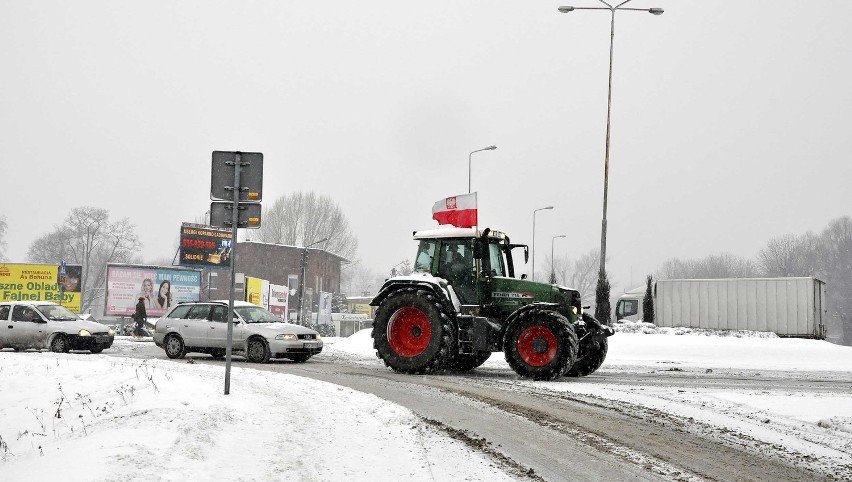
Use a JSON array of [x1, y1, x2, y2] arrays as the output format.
[[0, 263, 83, 312], [268, 283, 289, 318], [105, 264, 202, 317], [245, 276, 269, 309], [178, 222, 233, 268]]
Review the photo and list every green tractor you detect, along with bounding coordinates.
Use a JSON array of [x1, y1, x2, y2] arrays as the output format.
[[370, 227, 613, 380]]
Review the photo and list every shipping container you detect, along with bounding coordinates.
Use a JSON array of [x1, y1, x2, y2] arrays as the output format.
[[615, 277, 827, 339]]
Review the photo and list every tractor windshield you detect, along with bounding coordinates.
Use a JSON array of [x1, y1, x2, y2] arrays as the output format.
[[414, 240, 436, 273]]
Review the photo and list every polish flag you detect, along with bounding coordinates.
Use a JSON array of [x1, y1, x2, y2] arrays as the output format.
[[432, 193, 477, 228]]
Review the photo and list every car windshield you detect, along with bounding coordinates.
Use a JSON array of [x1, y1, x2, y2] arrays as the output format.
[[37, 305, 80, 321], [234, 306, 282, 323]]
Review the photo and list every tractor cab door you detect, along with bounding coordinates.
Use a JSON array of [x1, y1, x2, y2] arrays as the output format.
[[436, 238, 477, 304]]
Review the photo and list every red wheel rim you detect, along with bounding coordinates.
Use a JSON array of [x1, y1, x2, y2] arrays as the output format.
[[388, 307, 432, 357], [517, 325, 558, 367]]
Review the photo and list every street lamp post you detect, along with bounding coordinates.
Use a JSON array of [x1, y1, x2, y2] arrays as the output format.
[[297, 237, 328, 323], [531, 206, 554, 281], [551, 234, 567, 283], [468, 145, 497, 193], [559, 1, 663, 320]]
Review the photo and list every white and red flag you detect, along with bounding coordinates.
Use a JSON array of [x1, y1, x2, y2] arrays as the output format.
[[432, 192, 477, 228]]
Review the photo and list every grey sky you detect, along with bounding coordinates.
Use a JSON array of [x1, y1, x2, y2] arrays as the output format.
[[2, 1, 850, 294]]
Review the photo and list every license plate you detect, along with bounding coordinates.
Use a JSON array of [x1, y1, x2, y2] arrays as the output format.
[[303, 342, 317, 349]]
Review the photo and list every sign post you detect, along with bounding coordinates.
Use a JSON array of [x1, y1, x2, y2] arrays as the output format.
[[210, 151, 263, 395]]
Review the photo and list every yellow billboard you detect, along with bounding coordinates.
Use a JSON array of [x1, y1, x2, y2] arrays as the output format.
[[0, 263, 82, 312], [245, 276, 269, 308]]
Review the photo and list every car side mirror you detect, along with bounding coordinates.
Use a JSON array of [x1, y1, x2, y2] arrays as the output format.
[[33, 318, 46, 323], [521, 274, 528, 280]]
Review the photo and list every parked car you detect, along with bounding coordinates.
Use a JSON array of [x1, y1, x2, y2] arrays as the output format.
[[152, 300, 323, 363], [0, 301, 115, 353]]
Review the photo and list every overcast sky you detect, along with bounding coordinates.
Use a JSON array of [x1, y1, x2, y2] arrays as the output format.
[[2, 1, 850, 294]]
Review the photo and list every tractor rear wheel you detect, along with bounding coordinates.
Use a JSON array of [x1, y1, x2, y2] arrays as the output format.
[[372, 288, 456, 374], [503, 309, 578, 381], [565, 337, 608, 377], [445, 350, 492, 373]]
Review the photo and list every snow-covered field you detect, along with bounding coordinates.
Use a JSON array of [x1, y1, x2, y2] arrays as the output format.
[[2, 326, 851, 481]]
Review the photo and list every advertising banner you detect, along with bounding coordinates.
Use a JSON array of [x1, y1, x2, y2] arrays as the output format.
[[105, 264, 202, 317], [268, 283, 288, 318], [0, 263, 83, 312], [178, 222, 233, 268], [245, 276, 269, 309]]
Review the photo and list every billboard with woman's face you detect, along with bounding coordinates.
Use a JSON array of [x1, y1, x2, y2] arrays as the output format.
[[105, 264, 202, 317]]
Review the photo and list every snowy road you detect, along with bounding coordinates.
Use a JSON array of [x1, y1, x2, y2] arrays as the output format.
[[112, 331, 852, 481]]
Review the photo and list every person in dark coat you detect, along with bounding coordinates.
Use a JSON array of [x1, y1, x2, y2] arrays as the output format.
[[132, 296, 147, 337]]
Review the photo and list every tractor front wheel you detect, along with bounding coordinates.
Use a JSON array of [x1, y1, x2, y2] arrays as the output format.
[[565, 336, 608, 377], [372, 288, 455, 374], [504, 309, 578, 381]]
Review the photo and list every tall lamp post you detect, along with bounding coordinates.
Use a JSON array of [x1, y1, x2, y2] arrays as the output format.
[[531, 206, 554, 281], [468, 145, 497, 193], [550, 234, 567, 283], [297, 237, 328, 323], [559, 2, 663, 320]]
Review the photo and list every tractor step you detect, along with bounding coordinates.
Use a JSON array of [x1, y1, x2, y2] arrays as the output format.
[[457, 315, 502, 354]]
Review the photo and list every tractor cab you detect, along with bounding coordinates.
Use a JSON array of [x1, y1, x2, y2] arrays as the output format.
[[412, 227, 528, 306]]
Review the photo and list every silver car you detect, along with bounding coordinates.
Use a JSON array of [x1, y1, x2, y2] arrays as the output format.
[[0, 301, 115, 353], [152, 300, 323, 363]]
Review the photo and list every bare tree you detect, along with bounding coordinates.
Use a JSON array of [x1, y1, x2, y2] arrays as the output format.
[[26, 207, 141, 312], [548, 249, 600, 303], [341, 260, 385, 297], [0, 215, 7, 261], [256, 192, 358, 261], [757, 233, 819, 277]]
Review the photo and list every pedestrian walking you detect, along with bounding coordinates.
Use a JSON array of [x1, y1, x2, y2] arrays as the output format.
[[132, 296, 147, 338]]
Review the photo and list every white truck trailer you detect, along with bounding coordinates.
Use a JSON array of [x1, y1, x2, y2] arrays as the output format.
[[615, 277, 827, 339]]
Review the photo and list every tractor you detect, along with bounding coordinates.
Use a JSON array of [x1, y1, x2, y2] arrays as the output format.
[[370, 227, 613, 380]]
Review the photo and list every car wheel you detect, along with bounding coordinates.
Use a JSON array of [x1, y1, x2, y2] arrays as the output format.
[[50, 335, 69, 353], [246, 337, 270, 363], [164, 334, 187, 359], [210, 349, 225, 359], [90, 347, 104, 354], [289, 354, 311, 363]]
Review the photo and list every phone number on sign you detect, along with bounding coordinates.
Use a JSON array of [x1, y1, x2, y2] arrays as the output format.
[[181, 239, 217, 250]]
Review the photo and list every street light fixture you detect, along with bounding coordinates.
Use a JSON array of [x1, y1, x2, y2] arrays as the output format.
[[531, 206, 554, 282], [551, 234, 567, 283], [298, 237, 328, 323], [468, 145, 497, 193], [558, 1, 663, 319]]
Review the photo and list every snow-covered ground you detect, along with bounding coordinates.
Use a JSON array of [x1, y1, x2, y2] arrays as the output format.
[[2, 326, 851, 480]]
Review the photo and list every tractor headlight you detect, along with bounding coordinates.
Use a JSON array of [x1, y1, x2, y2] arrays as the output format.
[[79, 330, 92, 337], [571, 306, 578, 315], [276, 334, 297, 341]]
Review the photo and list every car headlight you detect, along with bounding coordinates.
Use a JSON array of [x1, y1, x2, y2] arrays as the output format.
[[276, 334, 297, 341], [315, 334, 322, 340], [79, 330, 92, 337], [108, 328, 115, 336]]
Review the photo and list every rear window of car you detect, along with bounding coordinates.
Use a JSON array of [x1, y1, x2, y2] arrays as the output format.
[[166, 305, 193, 319], [186, 305, 212, 320]]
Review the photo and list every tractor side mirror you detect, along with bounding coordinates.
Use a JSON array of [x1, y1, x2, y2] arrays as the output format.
[[474, 228, 491, 259]]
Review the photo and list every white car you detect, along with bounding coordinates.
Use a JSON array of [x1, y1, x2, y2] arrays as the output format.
[[153, 300, 323, 363], [0, 301, 115, 353]]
